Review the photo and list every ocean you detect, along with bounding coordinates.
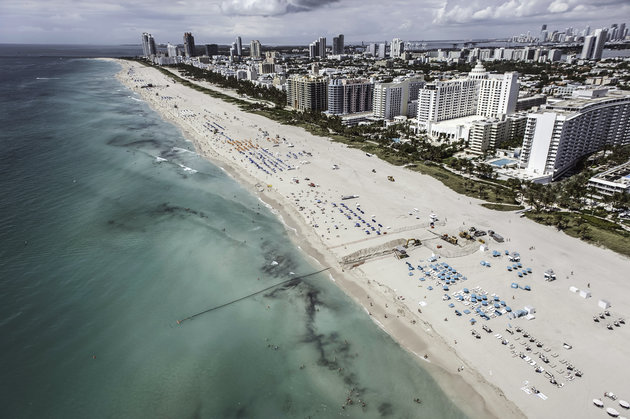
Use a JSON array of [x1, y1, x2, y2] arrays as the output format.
[[0, 45, 468, 418]]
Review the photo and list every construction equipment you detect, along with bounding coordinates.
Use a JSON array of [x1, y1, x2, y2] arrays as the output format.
[[387, 176, 395, 182], [459, 231, 474, 240], [441, 234, 458, 245], [405, 238, 421, 247]]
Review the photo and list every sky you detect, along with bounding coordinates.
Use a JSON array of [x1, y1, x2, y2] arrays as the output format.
[[0, 0, 628, 45]]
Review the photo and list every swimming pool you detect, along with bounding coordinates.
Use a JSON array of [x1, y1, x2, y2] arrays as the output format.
[[490, 158, 517, 167]]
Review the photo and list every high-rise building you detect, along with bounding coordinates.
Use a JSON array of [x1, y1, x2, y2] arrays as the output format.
[[141, 33, 150, 56], [391, 38, 404, 58], [581, 29, 607, 60], [250, 40, 262, 59], [167, 43, 178, 57], [141, 33, 156, 56], [183, 32, 196, 58], [147, 34, 157, 55], [332, 34, 344, 55], [373, 76, 425, 120], [618, 23, 626, 40], [378, 43, 386, 59], [309, 41, 319, 59], [205, 44, 218, 56], [417, 63, 519, 125], [592, 29, 608, 60], [476, 71, 519, 118], [236, 36, 242, 56], [287, 74, 328, 111], [366, 43, 377, 56], [318, 37, 327, 58], [468, 114, 527, 154], [327, 78, 373, 115], [519, 89, 630, 180]]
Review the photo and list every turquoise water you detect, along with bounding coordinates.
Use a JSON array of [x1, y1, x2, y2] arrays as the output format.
[[0, 46, 468, 418], [490, 158, 517, 167]]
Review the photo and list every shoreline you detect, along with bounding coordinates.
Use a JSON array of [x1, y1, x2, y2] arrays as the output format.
[[107, 58, 630, 419]]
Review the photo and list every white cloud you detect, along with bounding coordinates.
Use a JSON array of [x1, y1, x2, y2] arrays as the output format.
[[220, 0, 338, 16], [0, 0, 627, 44], [548, 1, 569, 13]]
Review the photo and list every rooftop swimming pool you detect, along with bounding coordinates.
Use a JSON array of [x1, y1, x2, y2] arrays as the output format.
[[490, 158, 517, 167]]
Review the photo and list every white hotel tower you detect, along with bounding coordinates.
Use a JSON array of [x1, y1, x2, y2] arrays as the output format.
[[519, 89, 630, 180], [417, 63, 519, 127]]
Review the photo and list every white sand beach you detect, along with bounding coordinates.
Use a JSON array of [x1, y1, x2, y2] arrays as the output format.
[[111, 59, 630, 419]]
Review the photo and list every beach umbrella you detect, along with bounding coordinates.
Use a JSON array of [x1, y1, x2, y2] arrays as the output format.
[[427, 286, 433, 290], [463, 288, 469, 293], [464, 309, 471, 314], [470, 318, 476, 324], [448, 303, 454, 308]]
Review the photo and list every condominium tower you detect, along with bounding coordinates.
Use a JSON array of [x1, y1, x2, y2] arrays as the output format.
[[391, 38, 404, 58], [332, 34, 344, 55], [327, 78, 373, 115], [519, 89, 630, 180], [287, 74, 328, 111], [581, 28, 607, 60], [141, 33, 157, 56], [236, 36, 243, 56], [373, 76, 425, 120], [250, 40, 262, 59], [183, 32, 196, 57]]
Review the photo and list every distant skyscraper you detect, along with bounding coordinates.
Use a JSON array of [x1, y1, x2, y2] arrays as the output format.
[[378, 43, 386, 59], [391, 38, 404, 58], [236, 36, 243, 56], [309, 41, 319, 59], [167, 44, 178, 57], [592, 28, 608, 60], [147, 34, 157, 56], [618, 23, 626, 40], [250, 40, 262, 59], [141, 33, 150, 56], [183, 32, 196, 57], [581, 34, 596, 59], [318, 37, 327, 58], [332, 34, 344, 55]]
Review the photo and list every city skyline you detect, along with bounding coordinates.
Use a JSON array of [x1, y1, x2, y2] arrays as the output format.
[[1, 0, 629, 45]]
